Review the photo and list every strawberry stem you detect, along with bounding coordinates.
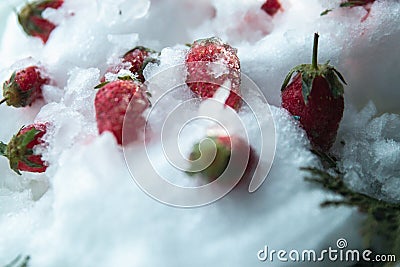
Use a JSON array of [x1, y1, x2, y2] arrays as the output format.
[[312, 33, 319, 70], [0, 98, 7, 105], [0, 142, 7, 157]]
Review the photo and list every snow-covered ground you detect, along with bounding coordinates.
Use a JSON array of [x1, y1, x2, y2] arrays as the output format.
[[0, 0, 399, 266]]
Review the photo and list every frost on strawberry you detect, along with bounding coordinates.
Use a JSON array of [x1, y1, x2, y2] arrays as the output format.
[[1, 66, 49, 108], [18, 0, 64, 43], [0, 123, 48, 175], [281, 33, 346, 152], [95, 80, 150, 145], [101, 46, 159, 83], [185, 37, 242, 111]]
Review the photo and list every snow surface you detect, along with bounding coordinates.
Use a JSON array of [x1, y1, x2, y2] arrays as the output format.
[[0, 0, 399, 266]]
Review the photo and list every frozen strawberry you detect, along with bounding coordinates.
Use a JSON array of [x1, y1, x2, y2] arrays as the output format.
[[0, 123, 48, 175], [95, 79, 150, 145], [186, 37, 242, 111], [18, 0, 64, 43], [101, 46, 158, 83], [187, 135, 256, 182], [1, 66, 48, 108], [281, 33, 346, 151], [261, 0, 282, 16]]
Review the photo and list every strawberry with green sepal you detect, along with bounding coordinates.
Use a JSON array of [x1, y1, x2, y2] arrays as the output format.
[[102, 46, 158, 83], [261, 0, 282, 16], [186, 37, 242, 111], [281, 33, 346, 151], [0, 123, 48, 175], [18, 0, 64, 43], [95, 79, 150, 145], [1, 66, 49, 108]]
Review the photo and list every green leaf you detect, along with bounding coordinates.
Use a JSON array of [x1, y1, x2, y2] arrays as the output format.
[[303, 151, 400, 262], [301, 72, 314, 105], [281, 68, 296, 91]]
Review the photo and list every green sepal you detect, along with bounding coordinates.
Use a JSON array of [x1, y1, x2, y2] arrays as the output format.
[[332, 67, 347, 85], [3, 71, 38, 107], [94, 81, 109, 89], [300, 71, 314, 105], [324, 68, 345, 98], [6, 127, 41, 175], [0, 142, 7, 156], [118, 75, 136, 81], [20, 129, 40, 147], [139, 57, 160, 81], [281, 64, 346, 105], [22, 157, 43, 168], [320, 9, 333, 16], [281, 68, 297, 91], [123, 46, 157, 57], [340, 1, 366, 7]]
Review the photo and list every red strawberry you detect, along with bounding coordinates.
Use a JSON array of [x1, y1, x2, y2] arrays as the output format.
[[187, 135, 256, 182], [18, 0, 64, 43], [261, 0, 282, 16], [95, 79, 150, 145], [0, 123, 48, 175], [281, 33, 346, 151], [101, 46, 158, 83], [186, 37, 242, 111], [1, 66, 48, 108]]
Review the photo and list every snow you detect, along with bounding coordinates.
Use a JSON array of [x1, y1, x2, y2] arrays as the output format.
[[0, 0, 399, 266], [336, 101, 400, 203]]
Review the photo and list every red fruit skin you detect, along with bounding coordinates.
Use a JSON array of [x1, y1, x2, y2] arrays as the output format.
[[261, 0, 282, 16], [17, 123, 47, 173], [3, 66, 48, 107], [282, 74, 344, 151], [95, 80, 149, 145], [101, 48, 151, 83], [30, 16, 56, 44], [18, 0, 64, 43], [186, 38, 241, 110]]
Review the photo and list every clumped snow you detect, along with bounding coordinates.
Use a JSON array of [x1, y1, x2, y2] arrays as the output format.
[[335, 101, 400, 204], [0, 0, 399, 266]]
